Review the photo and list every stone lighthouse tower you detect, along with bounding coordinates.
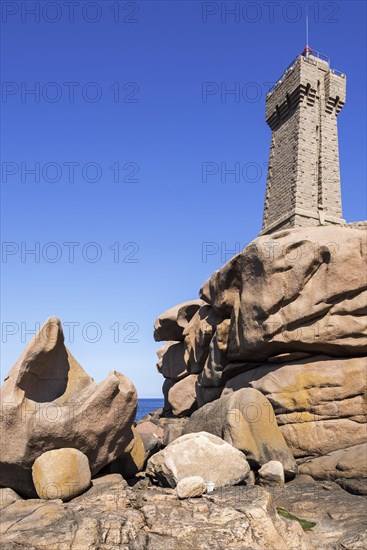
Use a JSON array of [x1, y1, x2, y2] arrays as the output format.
[[260, 48, 346, 235]]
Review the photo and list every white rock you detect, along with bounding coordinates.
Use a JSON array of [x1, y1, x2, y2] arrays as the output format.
[[146, 431, 250, 488], [176, 476, 206, 499]]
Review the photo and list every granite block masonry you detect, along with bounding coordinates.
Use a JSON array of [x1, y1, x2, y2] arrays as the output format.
[[261, 52, 346, 235]]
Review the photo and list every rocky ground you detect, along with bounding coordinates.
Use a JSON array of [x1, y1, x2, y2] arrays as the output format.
[[1, 474, 366, 550], [1, 225, 366, 549]]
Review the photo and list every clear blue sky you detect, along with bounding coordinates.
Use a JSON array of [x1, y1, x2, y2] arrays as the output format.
[[1, 1, 366, 397]]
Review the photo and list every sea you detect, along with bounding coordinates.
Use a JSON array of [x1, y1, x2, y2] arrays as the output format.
[[136, 398, 164, 422]]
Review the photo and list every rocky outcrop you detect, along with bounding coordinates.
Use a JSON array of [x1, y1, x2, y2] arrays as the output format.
[[268, 480, 367, 549], [2, 474, 367, 549], [0, 474, 139, 549], [32, 448, 91, 501], [298, 443, 367, 481], [154, 300, 204, 341], [225, 226, 366, 361], [0, 317, 137, 497], [222, 355, 367, 459], [136, 410, 190, 448], [153, 226, 367, 485], [146, 431, 250, 488], [184, 388, 297, 478]]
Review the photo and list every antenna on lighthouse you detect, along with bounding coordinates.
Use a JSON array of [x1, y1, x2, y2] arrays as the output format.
[[306, 9, 309, 48], [302, 8, 312, 59]]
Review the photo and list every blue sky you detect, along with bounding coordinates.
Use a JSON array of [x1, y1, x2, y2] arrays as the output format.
[[1, 0, 366, 397]]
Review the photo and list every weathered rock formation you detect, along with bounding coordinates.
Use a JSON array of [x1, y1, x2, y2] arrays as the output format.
[[1, 225, 365, 546], [0, 317, 138, 497], [154, 300, 204, 342], [1, 473, 366, 549], [154, 225, 367, 483], [222, 355, 367, 460], [202, 226, 366, 354]]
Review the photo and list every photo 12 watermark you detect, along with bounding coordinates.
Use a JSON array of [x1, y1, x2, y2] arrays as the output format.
[[202, 161, 267, 183], [202, 80, 277, 103], [1, 1, 140, 24], [2, 320, 140, 344], [2, 241, 140, 264], [1, 81, 140, 104], [2, 161, 139, 184], [202, 160, 340, 186], [201, 239, 339, 263], [201, 2, 340, 24]]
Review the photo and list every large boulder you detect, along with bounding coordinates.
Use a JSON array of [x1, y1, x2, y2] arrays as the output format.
[[184, 388, 297, 478], [223, 355, 366, 458], [0, 317, 137, 497], [168, 374, 198, 417], [226, 226, 366, 361], [32, 448, 91, 501], [154, 300, 204, 342], [146, 431, 250, 488], [155, 341, 171, 371]]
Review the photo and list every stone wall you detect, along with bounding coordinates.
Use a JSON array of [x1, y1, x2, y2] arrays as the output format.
[[261, 55, 346, 235]]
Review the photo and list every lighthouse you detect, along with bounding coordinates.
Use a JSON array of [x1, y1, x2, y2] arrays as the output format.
[[260, 48, 346, 235]]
